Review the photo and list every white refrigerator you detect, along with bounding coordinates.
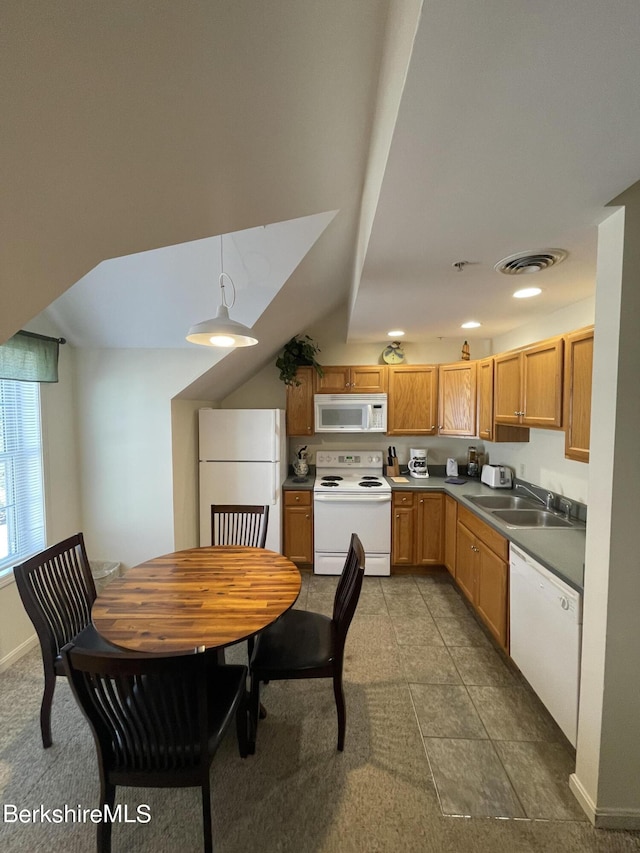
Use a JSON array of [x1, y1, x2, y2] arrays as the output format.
[[198, 408, 286, 552]]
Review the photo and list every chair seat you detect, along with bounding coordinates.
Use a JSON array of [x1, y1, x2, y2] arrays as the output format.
[[53, 624, 121, 675], [251, 609, 335, 676]]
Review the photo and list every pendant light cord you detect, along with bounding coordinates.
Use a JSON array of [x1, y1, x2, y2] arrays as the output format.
[[219, 236, 236, 309]]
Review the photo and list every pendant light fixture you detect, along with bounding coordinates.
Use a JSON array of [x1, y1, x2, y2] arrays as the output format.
[[186, 235, 259, 348]]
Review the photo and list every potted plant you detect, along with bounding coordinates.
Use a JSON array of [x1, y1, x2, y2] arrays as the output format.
[[276, 335, 323, 386]]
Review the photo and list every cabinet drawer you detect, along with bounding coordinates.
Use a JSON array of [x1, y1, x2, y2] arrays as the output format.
[[458, 505, 508, 561], [393, 491, 415, 508], [284, 490, 312, 507]]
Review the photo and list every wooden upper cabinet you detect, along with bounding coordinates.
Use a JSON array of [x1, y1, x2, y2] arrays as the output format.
[[477, 357, 494, 441], [494, 336, 564, 429], [387, 366, 438, 435], [521, 337, 564, 428], [493, 351, 522, 425], [315, 365, 387, 394], [438, 361, 477, 436], [563, 326, 594, 462], [285, 366, 315, 436]]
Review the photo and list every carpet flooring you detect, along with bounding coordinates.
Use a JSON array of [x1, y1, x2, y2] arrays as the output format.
[[1, 572, 639, 852]]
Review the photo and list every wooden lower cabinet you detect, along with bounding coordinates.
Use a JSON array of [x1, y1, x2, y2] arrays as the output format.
[[455, 505, 509, 651], [391, 491, 443, 568], [283, 490, 313, 565], [443, 494, 457, 577]]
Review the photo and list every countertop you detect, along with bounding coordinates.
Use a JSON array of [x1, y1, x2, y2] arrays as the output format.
[[282, 471, 585, 593]]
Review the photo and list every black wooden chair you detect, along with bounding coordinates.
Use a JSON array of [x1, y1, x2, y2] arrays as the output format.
[[211, 503, 269, 661], [62, 644, 248, 853], [210, 503, 269, 549], [13, 532, 118, 748], [249, 533, 365, 752]]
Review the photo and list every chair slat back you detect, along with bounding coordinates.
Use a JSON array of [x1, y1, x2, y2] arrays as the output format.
[[63, 647, 207, 773], [332, 533, 365, 639], [211, 504, 269, 548], [14, 533, 96, 657]]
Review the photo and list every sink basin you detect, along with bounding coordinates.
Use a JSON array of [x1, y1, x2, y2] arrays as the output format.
[[491, 509, 574, 529], [465, 495, 539, 510]]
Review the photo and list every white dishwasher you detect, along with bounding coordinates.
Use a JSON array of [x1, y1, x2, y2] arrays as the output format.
[[509, 544, 582, 746]]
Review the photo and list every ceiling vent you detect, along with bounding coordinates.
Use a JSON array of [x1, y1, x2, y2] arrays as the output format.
[[494, 249, 567, 275]]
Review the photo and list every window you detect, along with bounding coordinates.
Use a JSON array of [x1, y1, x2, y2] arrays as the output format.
[[0, 379, 45, 576]]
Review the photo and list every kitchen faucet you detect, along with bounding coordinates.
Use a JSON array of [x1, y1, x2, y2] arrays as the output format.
[[515, 483, 555, 510]]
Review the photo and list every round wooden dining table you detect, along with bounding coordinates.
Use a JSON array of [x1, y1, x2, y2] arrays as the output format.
[[91, 546, 301, 655]]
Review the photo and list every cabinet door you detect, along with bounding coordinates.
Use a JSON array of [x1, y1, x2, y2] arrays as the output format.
[[392, 505, 415, 565], [387, 366, 438, 435], [349, 365, 388, 393], [283, 501, 313, 564], [476, 540, 508, 649], [521, 337, 564, 428], [493, 351, 522, 424], [477, 357, 494, 441], [315, 366, 351, 393], [438, 362, 477, 436], [455, 523, 476, 604], [416, 493, 444, 565], [564, 328, 593, 462], [444, 494, 457, 577], [286, 366, 315, 436]]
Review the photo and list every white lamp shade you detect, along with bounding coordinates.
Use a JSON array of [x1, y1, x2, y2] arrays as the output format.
[[186, 304, 258, 348]]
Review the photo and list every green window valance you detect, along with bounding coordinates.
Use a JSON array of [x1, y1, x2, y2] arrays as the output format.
[[0, 330, 64, 383]]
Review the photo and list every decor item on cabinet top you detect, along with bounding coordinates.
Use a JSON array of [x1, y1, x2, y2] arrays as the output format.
[[276, 335, 323, 386], [461, 340, 470, 361], [381, 340, 405, 364]]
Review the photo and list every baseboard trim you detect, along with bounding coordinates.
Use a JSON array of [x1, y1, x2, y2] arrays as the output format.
[[0, 634, 38, 673], [570, 773, 640, 829]]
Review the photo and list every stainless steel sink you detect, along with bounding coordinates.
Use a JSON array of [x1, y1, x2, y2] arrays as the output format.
[[491, 509, 574, 529], [465, 494, 539, 510]]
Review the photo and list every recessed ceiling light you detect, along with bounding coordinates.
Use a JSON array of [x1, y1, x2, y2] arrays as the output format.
[[513, 287, 542, 299], [387, 330, 405, 337], [461, 321, 481, 329]]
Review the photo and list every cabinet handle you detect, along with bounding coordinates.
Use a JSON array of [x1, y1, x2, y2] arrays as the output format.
[[295, 496, 300, 502], [345, 382, 350, 387], [419, 499, 424, 503], [430, 425, 436, 430], [305, 514, 309, 519], [395, 514, 400, 519]]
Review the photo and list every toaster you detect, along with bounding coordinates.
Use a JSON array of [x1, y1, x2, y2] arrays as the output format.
[[480, 464, 513, 489]]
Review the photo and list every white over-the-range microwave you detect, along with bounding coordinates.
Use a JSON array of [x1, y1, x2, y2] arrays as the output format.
[[314, 393, 387, 433]]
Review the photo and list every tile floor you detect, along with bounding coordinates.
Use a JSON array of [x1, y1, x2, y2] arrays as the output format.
[[295, 569, 586, 822]]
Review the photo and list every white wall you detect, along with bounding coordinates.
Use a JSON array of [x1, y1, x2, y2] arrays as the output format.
[[171, 398, 214, 551], [570, 187, 640, 826], [0, 318, 83, 670], [75, 348, 216, 569]]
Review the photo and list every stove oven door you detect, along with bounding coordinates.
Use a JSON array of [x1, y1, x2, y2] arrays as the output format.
[[314, 492, 391, 576]]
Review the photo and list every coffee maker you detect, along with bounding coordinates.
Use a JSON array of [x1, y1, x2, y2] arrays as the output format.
[[408, 448, 429, 479]]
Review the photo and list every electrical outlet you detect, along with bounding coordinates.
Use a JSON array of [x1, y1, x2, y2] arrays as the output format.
[[519, 463, 526, 478]]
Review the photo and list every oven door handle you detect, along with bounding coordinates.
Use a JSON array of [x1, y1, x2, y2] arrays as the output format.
[[314, 494, 391, 503]]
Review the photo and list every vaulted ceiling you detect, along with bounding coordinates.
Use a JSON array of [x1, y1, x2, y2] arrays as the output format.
[[3, 1, 640, 390]]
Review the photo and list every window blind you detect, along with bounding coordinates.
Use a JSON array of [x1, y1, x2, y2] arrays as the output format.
[[0, 379, 45, 575]]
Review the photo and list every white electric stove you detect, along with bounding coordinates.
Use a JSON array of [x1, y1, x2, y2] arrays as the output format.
[[313, 450, 391, 576]]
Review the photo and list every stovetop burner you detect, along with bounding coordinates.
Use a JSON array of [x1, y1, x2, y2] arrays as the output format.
[[360, 476, 378, 480], [320, 481, 339, 487], [359, 480, 382, 487], [321, 475, 343, 481]]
